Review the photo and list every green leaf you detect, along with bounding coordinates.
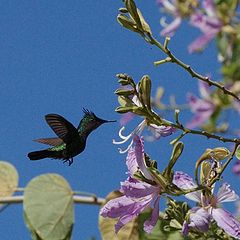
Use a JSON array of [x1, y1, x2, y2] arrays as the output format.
[[99, 215, 139, 240], [0, 161, 18, 198], [24, 174, 74, 240], [24, 211, 42, 240], [236, 146, 240, 160]]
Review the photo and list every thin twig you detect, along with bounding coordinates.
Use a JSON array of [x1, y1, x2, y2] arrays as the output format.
[[147, 34, 240, 102], [0, 195, 105, 206], [151, 111, 240, 144]]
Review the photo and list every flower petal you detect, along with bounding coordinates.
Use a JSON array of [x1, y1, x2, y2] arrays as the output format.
[[160, 16, 182, 37], [173, 171, 201, 202], [186, 94, 214, 128], [133, 135, 153, 180], [148, 124, 176, 140], [144, 196, 160, 233], [233, 161, 240, 176], [120, 177, 160, 198], [100, 196, 136, 218], [188, 207, 211, 232], [120, 112, 136, 126], [217, 183, 239, 203], [188, 32, 216, 53], [198, 81, 211, 100], [211, 208, 240, 239], [115, 194, 154, 233], [126, 147, 138, 176]]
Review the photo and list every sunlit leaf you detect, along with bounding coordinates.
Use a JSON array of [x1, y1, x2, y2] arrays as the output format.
[[99, 215, 139, 240], [0, 161, 18, 198], [24, 174, 74, 240]]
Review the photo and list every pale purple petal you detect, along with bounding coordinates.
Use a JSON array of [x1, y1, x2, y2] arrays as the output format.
[[126, 147, 138, 176], [188, 32, 216, 53], [100, 196, 136, 218], [115, 194, 154, 233], [133, 135, 153, 180], [187, 94, 214, 113], [190, 13, 221, 34], [160, 16, 182, 37], [211, 208, 240, 239], [120, 177, 160, 198], [157, 0, 176, 12], [233, 161, 240, 176], [203, 0, 216, 17], [120, 112, 135, 126], [144, 196, 160, 233], [148, 124, 176, 140], [186, 94, 215, 128], [217, 183, 239, 203], [173, 171, 201, 202], [182, 221, 190, 236], [198, 81, 211, 100], [187, 207, 211, 232]]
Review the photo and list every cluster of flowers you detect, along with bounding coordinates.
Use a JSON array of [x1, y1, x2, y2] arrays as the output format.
[[157, 0, 223, 53], [100, 135, 240, 238]]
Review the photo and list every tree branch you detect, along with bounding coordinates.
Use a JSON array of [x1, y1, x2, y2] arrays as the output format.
[[0, 195, 105, 206]]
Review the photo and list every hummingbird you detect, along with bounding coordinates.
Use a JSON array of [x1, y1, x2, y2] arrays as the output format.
[[28, 109, 116, 166]]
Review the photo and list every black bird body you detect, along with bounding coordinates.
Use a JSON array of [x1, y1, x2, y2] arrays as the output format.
[[28, 109, 115, 165]]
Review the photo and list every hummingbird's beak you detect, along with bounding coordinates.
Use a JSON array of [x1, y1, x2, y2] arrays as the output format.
[[100, 119, 117, 124]]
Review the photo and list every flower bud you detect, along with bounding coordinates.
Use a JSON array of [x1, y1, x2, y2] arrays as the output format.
[[210, 147, 230, 161]]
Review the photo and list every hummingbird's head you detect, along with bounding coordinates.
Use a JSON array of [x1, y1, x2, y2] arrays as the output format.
[[81, 109, 116, 131]]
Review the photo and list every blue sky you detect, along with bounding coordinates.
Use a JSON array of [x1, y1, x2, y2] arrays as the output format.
[[0, 1, 239, 239]]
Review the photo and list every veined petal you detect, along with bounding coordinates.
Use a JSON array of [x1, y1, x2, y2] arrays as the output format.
[[144, 196, 160, 233], [211, 208, 240, 239], [134, 135, 153, 180], [148, 124, 176, 140], [173, 171, 201, 202], [217, 183, 239, 203], [100, 196, 136, 218], [121, 177, 160, 198], [188, 207, 211, 232], [126, 147, 138, 175], [115, 194, 154, 233]]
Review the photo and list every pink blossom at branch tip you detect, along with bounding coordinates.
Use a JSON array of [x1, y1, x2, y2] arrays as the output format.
[[174, 171, 240, 238], [186, 81, 215, 128], [100, 135, 161, 233], [188, 0, 222, 53]]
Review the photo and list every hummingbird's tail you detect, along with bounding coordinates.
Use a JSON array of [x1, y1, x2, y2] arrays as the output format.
[[28, 150, 56, 160]]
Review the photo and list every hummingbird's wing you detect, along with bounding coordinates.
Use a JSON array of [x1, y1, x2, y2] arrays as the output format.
[[33, 137, 64, 146], [45, 114, 79, 144]]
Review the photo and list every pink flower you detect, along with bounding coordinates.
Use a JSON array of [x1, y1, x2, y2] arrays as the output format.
[[187, 81, 215, 128], [173, 171, 240, 238], [188, 0, 222, 53], [100, 136, 161, 233]]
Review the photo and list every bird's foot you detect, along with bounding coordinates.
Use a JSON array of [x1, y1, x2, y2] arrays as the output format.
[[63, 158, 73, 166]]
